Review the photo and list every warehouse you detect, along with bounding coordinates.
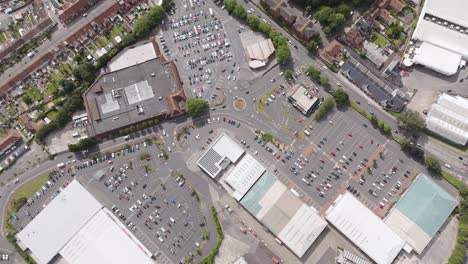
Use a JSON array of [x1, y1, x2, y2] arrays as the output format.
[[411, 0, 468, 75], [16, 180, 154, 264], [223, 153, 266, 201], [426, 93, 468, 145], [240, 171, 327, 258], [325, 192, 405, 264], [385, 173, 458, 254], [197, 133, 245, 178]]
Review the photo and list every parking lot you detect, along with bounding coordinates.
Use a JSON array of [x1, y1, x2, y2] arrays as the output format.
[[259, 75, 327, 137], [161, 0, 244, 101], [11, 138, 209, 264], [179, 107, 423, 218]]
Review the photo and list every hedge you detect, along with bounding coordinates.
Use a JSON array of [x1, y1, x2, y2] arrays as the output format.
[[199, 206, 224, 264]]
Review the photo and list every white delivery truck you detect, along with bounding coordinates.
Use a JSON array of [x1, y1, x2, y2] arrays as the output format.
[[209, 8, 214, 17]]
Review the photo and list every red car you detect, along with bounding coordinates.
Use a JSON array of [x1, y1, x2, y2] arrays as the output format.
[[331, 152, 336, 157]]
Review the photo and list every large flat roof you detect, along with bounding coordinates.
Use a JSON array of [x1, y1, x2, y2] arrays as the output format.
[[16, 181, 102, 264], [197, 133, 244, 178], [84, 62, 178, 137], [241, 171, 327, 257], [385, 173, 458, 254], [224, 154, 265, 201], [59, 209, 154, 264], [288, 84, 318, 114], [325, 192, 405, 264], [108, 42, 157, 72], [426, 93, 468, 145], [412, 42, 461, 76], [412, 0, 468, 61]]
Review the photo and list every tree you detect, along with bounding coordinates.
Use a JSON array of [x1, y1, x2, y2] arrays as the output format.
[[258, 22, 272, 35], [306, 66, 321, 80], [386, 22, 404, 39], [333, 89, 349, 107], [383, 124, 392, 135], [148, 5, 166, 22], [247, 15, 260, 30], [314, 97, 335, 121], [22, 94, 32, 105], [399, 137, 411, 149], [161, 0, 174, 12], [314, 6, 334, 23], [233, 4, 247, 20], [424, 156, 441, 173], [59, 79, 76, 95], [397, 110, 425, 133], [185, 98, 208, 117], [305, 32, 322, 52], [319, 76, 330, 89], [284, 70, 294, 79], [223, 0, 237, 12], [370, 115, 378, 127], [327, 13, 345, 32], [336, 3, 352, 16], [72, 63, 96, 83], [133, 16, 154, 39], [378, 120, 385, 130], [275, 45, 290, 64]]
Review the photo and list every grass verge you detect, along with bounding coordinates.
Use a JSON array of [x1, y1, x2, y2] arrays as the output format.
[[199, 206, 224, 264]]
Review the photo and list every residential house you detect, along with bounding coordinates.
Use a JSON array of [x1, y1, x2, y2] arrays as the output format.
[[320, 40, 344, 65], [292, 17, 315, 40], [341, 28, 364, 49], [260, 0, 282, 17], [356, 18, 373, 38], [278, 5, 297, 25]]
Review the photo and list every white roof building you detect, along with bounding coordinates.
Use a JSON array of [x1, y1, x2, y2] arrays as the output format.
[[59, 209, 154, 264], [16, 181, 102, 264], [411, 0, 468, 75], [224, 154, 265, 201], [426, 94, 468, 145], [412, 42, 461, 76], [197, 133, 244, 178], [16, 180, 154, 264], [325, 192, 406, 264], [108, 41, 157, 72]]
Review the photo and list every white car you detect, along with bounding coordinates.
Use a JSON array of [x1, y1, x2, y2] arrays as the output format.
[[444, 163, 451, 169]]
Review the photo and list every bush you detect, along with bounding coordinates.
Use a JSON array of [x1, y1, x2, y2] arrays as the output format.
[[68, 138, 97, 152], [140, 153, 151, 160], [262, 133, 273, 142], [199, 206, 224, 264]]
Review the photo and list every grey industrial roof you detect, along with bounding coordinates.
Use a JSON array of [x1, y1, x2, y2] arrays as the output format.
[[84, 59, 175, 137]]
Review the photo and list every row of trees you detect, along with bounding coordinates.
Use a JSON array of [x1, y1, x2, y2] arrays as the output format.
[[314, 97, 335, 121], [225, 0, 290, 64], [305, 65, 331, 90], [117, 118, 160, 136]]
